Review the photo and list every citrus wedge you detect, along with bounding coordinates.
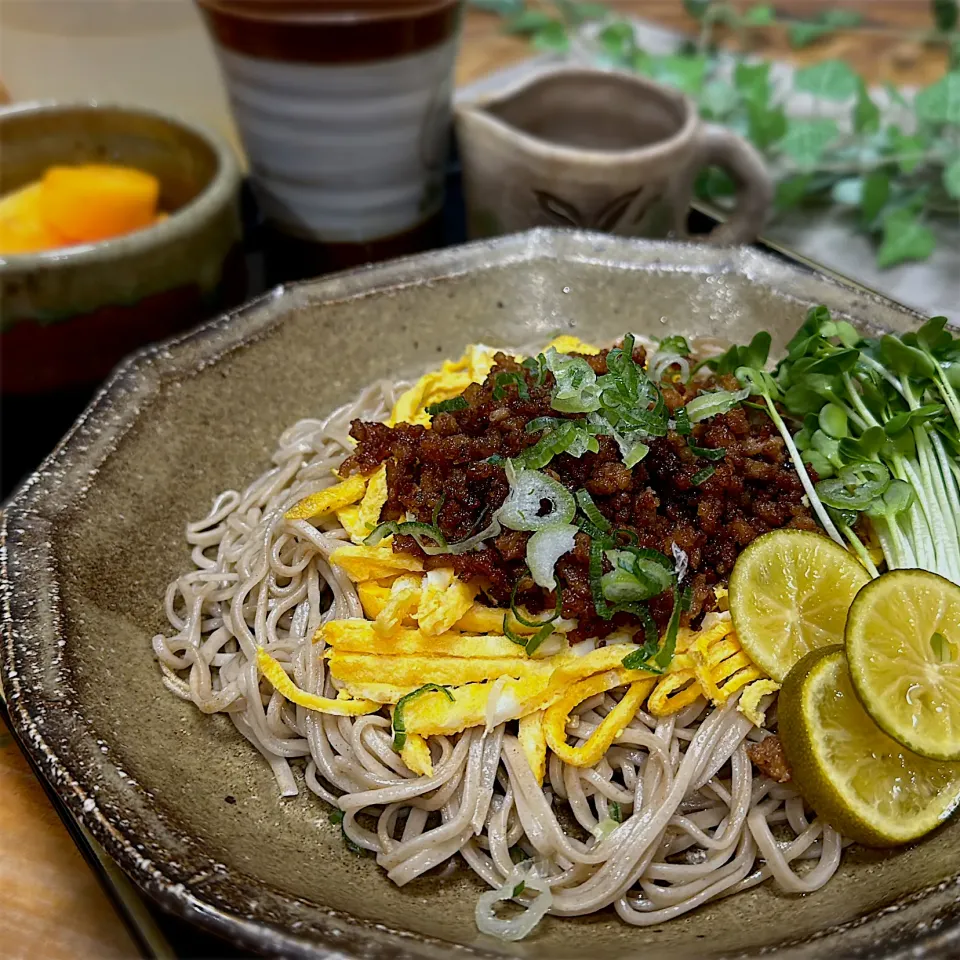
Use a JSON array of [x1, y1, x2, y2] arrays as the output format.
[[729, 529, 870, 682], [779, 646, 960, 847], [846, 569, 960, 761]]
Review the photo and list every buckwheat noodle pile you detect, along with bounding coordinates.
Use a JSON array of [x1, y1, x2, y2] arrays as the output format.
[[153, 372, 844, 940]]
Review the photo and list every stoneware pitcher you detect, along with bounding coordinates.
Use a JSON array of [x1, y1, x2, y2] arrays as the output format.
[[456, 66, 771, 245]]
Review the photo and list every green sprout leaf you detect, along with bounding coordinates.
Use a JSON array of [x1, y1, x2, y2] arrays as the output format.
[[877, 210, 936, 269], [794, 59, 862, 101]]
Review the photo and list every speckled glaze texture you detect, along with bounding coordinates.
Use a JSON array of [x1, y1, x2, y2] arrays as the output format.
[[3, 230, 960, 959]]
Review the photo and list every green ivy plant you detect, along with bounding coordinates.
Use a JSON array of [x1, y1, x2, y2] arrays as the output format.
[[468, 0, 960, 269]]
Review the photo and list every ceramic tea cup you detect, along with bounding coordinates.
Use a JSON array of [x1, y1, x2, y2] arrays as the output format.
[[197, 0, 463, 275], [456, 66, 771, 245]]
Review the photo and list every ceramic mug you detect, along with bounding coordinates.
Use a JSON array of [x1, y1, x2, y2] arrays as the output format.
[[197, 0, 463, 275], [456, 66, 772, 245]]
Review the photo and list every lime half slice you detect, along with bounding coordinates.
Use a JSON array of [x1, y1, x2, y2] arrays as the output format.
[[780, 646, 960, 847], [729, 529, 870, 682], [846, 569, 960, 761]]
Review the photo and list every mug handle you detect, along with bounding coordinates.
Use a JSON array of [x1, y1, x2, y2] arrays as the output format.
[[678, 124, 773, 245]]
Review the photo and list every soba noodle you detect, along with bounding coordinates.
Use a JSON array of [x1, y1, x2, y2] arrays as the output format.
[[153, 375, 844, 939]]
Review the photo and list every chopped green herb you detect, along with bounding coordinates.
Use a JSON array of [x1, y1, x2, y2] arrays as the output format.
[[691, 465, 717, 485], [424, 396, 468, 416], [687, 440, 726, 461], [493, 371, 530, 401], [393, 684, 455, 750], [609, 801, 623, 823], [513, 881, 527, 897]]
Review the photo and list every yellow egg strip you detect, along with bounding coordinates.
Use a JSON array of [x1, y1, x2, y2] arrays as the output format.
[[329, 542, 423, 582], [738, 679, 781, 727], [416, 570, 478, 636], [256, 649, 380, 716], [337, 680, 418, 704], [544, 671, 656, 768], [519, 711, 548, 786], [403, 675, 553, 737], [373, 576, 421, 637], [285, 474, 367, 521], [357, 581, 539, 637], [400, 733, 434, 777], [647, 669, 702, 717], [321, 619, 529, 659], [327, 651, 549, 687]]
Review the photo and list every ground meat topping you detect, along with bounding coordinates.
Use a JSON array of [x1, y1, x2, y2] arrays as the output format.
[[747, 735, 792, 783], [339, 348, 818, 641]]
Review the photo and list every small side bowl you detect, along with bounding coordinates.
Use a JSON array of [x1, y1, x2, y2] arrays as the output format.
[[0, 101, 243, 394]]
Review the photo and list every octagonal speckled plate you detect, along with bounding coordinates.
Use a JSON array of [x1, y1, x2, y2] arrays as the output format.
[[3, 229, 960, 960]]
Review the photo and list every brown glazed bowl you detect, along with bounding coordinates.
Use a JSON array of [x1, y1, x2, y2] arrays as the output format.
[[2, 230, 960, 959], [0, 101, 243, 394]]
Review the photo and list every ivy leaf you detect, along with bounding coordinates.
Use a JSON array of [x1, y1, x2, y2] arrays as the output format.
[[653, 54, 708, 95], [889, 127, 928, 174], [877, 209, 936, 269], [933, 0, 959, 32], [794, 59, 862, 101], [915, 71, 960, 125], [883, 81, 909, 109], [944, 157, 960, 198], [861, 170, 891, 226], [734, 61, 771, 106], [683, 0, 712, 19], [555, 0, 609, 23], [831, 177, 863, 206], [504, 10, 559, 34], [775, 173, 813, 210], [598, 21, 636, 62], [854, 82, 881, 133], [778, 118, 840, 167], [699, 79, 739, 119], [822, 9, 864, 28], [696, 166, 737, 200], [742, 4, 775, 26], [747, 101, 787, 148], [532, 21, 570, 52], [788, 21, 828, 48]]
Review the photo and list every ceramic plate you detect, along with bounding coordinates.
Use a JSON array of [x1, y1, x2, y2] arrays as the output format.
[[3, 230, 959, 959]]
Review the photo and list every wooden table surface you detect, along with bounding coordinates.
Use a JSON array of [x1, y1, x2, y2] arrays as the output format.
[[0, 3, 944, 958]]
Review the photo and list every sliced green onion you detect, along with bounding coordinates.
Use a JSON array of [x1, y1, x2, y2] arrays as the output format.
[[425, 397, 468, 416], [431, 493, 446, 528], [576, 488, 612, 532], [673, 407, 692, 436], [691, 465, 716, 485], [544, 349, 602, 413], [685, 388, 750, 423], [589, 537, 615, 620], [364, 520, 448, 553], [527, 522, 578, 589], [509, 576, 563, 628], [393, 684, 454, 750], [492, 372, 530, 401], [521, 354, 547, 386], [609, 800, 623, 823], [650, 586, 690, 672], [687, 440, 726, 461], [485, 454, 505, 466], [498, 469, 576, 531]]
